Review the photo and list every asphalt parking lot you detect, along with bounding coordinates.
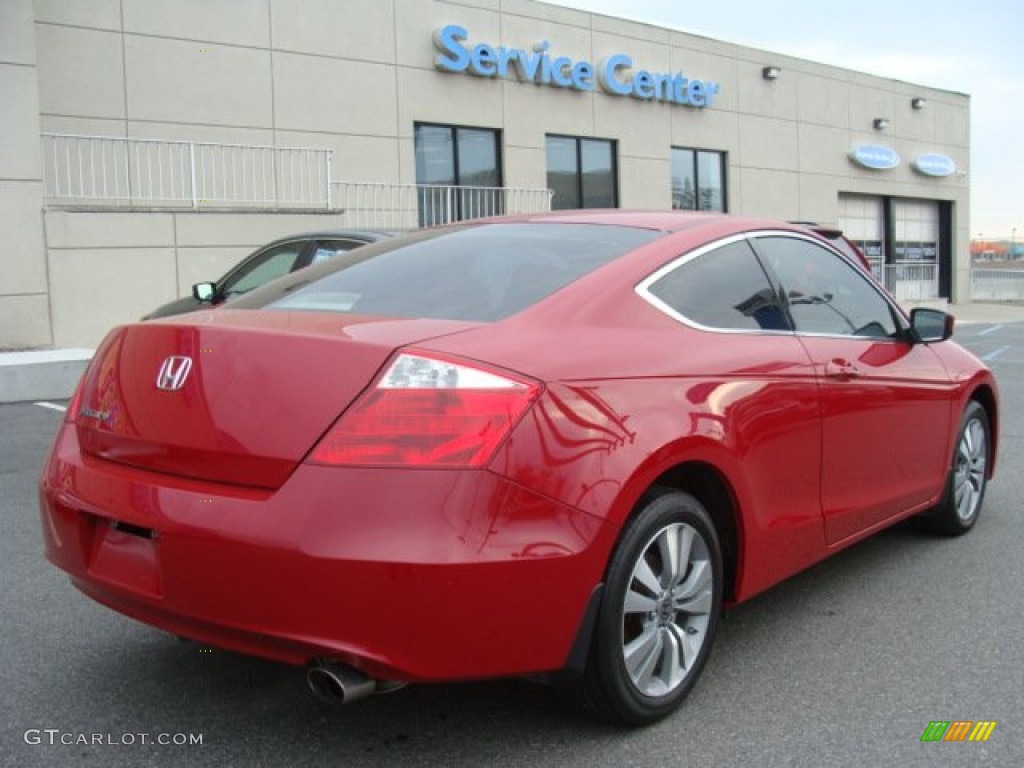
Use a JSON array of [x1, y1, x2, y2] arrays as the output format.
[[2, 323, 1022, 768]]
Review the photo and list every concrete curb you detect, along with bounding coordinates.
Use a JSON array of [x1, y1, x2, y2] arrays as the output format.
[[0, 349, 93, 404]]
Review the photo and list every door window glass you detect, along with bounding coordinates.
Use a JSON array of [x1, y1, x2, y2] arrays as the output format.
[[754, 236, 899, 338], [222, 243, 304, 297]]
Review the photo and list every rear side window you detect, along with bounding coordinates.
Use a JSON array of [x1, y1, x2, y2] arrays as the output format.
[[310, 239, 366, 265], [643, 239, 789, 331], [260, 223, 662, 321]]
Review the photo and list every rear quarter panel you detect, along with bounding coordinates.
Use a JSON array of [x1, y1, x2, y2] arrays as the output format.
[[462, 296, 832, 601]]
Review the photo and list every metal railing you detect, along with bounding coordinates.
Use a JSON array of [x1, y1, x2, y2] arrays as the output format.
[[971, 269, 1024, 301], [40, 134, 554, 225], [330, 181, 554, 229], [41, 133, 332, 208], [884, 262, 938, 300]]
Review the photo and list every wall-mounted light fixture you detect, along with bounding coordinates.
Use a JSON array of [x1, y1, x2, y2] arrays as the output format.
[[873, 118, 890, 131], [762, 66, 781, 80], [911, 97, 927, 110]]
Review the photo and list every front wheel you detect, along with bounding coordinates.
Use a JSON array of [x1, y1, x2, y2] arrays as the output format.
[[578, 490, 723, 725], [921, 401, 991, 536]]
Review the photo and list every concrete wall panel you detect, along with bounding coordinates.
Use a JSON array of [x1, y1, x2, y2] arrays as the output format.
[[0, 66, 43, 178], [270, 0, 395, 63], [36, 25, 125, 120], [1, 0, 37, 64], [0, 295, 52, 349], [49, 247, 178, 347], [123, 0, 270, 48], [737, 167, 800, 219], [45, 211, 175, 249], [274, 53, 397, 136], [124, 36, 271, 127], [0, 181, 46, 293]]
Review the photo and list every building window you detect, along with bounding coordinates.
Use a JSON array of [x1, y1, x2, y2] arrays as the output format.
[[671, 147, 726, 212], [414, 123, 502, 226], [546, 136, 617, 210]]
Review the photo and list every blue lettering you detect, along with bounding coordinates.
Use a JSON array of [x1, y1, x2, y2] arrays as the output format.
[[633, 71, 655, 99], [497, 46, 518, 78], [599, 54, 633, 96], [433, 25, 470, 73], [672, 75, 690, 104], [517, 43, 547, 81], [651, 72, 671, 101], [687, 79, 706, 106], [571, 61, 594, 91], [433, 27, 718, 107], [469, 43, 498, 76], [549, 56, 573, 87]]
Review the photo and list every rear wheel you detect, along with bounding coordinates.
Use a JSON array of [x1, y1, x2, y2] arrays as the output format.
[[578, 490, 723, 725], [921, 401, 990, 536]]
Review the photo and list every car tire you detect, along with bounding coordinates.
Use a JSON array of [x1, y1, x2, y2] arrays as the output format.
[[578, 489, 723, 726], [920, 401, 991, 536]]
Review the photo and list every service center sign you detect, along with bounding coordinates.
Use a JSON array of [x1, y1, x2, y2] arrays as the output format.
[[434, 25, 720, 108]]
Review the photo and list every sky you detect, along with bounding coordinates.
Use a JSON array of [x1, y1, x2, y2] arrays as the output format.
[[545, 0, 1023, 240]]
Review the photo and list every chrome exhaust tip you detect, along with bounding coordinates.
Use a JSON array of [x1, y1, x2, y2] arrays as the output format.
[[306, 660, 377, 705]]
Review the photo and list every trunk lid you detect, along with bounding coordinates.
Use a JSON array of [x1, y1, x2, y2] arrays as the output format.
[[74, 310, 479, 488]]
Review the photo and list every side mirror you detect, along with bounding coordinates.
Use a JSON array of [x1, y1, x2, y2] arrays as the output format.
[[910, 307, 954, 343], [192, 282, 216, 302]]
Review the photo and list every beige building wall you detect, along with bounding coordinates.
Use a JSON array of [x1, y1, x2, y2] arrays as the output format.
[[2, 0, 972, 349], [0, 0, 49, 348], [43, 210, 371, 347]]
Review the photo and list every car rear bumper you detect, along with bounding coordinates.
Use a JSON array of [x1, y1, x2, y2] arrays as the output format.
[[38, 423, 612, 682]]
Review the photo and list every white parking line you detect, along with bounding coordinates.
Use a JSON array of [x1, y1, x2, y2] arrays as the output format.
[[978, 324, 1004, 336], [982, 345, 1012, 362], [34, 402, 67, 413]]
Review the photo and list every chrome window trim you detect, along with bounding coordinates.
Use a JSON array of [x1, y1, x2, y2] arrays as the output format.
[[635, 229, 911, 342], [635, 231, 792, 336]]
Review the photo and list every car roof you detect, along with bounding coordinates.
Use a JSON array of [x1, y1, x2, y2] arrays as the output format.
[[259, 229, 396, 247], [488, 209, 809, 236]]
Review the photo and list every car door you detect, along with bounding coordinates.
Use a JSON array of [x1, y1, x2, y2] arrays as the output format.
[[751, 233, 955, 545], [637, 235, 826, 586]]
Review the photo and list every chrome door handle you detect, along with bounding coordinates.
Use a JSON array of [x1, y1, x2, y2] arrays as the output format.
[[825, 359, 860, 380]]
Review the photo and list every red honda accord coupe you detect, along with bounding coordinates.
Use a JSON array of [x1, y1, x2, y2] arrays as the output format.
[[39, 211, 997, 725]]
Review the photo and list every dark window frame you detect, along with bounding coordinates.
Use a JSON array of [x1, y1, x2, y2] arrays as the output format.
[[545, 134, 619, 210], [671, 146, 728, 212]]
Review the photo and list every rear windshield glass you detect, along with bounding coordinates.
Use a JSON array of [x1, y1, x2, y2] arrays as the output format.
[[258, 223, 662, 321]]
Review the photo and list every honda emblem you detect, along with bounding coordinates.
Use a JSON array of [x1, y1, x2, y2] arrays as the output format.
[[156, 356, 193, 391]]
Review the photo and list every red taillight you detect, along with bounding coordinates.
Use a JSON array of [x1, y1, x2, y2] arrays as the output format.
[[308, 352, 540, 468]]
